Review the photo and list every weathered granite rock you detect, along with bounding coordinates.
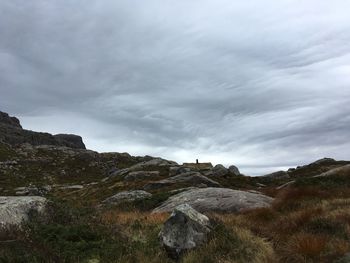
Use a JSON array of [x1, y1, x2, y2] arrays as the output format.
[[108, 168, 130, 178], [228, 165, 240, 176], [59, 185, 84, 190], [182, 162, 213, 171], [169, 166, 191, 176], [15, 185, 51, 196], [313, 164, 350, 178], [212, 164, 228, 177], [124, 171, 160, 181], [276, 181, 296, 190], [102, 190, 152, 205], [129, 158, 178, 171], [144, 172, 221, 191], [0, 196, 47, 227], [159, 204, 211, 259], [153, 187, 273, 213], [312, 158, 336, 165]]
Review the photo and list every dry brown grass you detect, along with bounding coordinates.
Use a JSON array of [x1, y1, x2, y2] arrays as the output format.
[[207, 191, 350, 262], [99, 210, 169, 226], [287, 233, 328, 259], [183, 224, 276, 263]]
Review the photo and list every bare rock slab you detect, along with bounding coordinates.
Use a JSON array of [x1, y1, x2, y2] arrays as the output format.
[[313, 164, 350, 177], [144, 172, 220, 191], [0, 196, 47, 227], [102, 190, 152, 205], [124, 171, 159, 181], [153, 187, 273, 213], [159, 204, 211, 259]]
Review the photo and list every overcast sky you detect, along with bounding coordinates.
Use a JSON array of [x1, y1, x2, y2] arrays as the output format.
[[1, 1, 350, 175]]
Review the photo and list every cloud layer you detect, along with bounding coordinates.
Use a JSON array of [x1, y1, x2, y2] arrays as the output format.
[[1, 0, 350, 175]]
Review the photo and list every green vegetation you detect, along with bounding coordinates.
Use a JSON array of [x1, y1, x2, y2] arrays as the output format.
[[1, 143, 350, 262], [0, 143, 16, 161]]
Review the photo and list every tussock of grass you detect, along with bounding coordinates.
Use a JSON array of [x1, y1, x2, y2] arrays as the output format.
[[183, 223, 276, 263]]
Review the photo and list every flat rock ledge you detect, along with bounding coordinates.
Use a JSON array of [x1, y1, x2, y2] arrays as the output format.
[[102, 190, 152, 205], [144, 172, 220, 191], [153, 187, 273, 213], [0, 196, 47, 227]]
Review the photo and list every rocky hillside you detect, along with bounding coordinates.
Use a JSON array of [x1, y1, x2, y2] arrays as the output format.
[[1, 111, 350, 263], [0, 111, 85, 149]]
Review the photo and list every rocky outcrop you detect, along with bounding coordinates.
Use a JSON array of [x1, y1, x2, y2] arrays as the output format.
[[59, 185, 84, 190], [102, 190, 152, 205], [128, 158, 178, 171], [153, 187, 273, 213], [124, 171, 160, 181], [276, 181, 295, 190], [144, 172, 221, 191], [0, 111, 22, 128], [312, 158, 336, 165], [0, 111, 86, 149], [212, 164, 228, 177], [313, 164, 350, 178], [261, 170, 289, 180], [0, 196, 47, 227], [228, 165, 240, 176], [182, 162, 213, 171], [286, 158, 350, 178], [169, 166, 191, 176], [53, 134, 86, 149], [159, 204, 211, 259], [15, 185, 51, 196], [108, 168, 130, 178]]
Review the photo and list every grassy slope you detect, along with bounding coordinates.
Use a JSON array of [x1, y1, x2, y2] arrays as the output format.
[[1, 144, 350, 262]]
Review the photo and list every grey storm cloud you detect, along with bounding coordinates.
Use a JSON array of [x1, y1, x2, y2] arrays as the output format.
[[1, 0, 350, 175]]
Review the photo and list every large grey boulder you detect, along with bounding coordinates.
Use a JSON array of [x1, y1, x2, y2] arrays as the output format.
[[129, 158, 178, 172], [144, 172, 220, 191], [0, 196, 47, 227], [102, 190, 152, 205], [228, 165, 240, 176], [124, 171, 160, 181], [159, 204, 211, 259], [153, 187, 273, 213], [212, 164, 228, 177]]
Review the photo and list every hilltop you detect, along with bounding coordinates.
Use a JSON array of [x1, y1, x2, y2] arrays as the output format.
[[1, 111, 350, 263], [0, 111, 85, 149]]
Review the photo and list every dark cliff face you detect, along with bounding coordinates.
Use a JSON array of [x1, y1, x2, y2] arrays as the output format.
[[0, 111, 86, 149], [0, 111, 22, 128], [53, 134, 86, 149]]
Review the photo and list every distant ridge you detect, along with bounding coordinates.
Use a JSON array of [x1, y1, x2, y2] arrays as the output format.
[[0, 110, 85, 149]]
